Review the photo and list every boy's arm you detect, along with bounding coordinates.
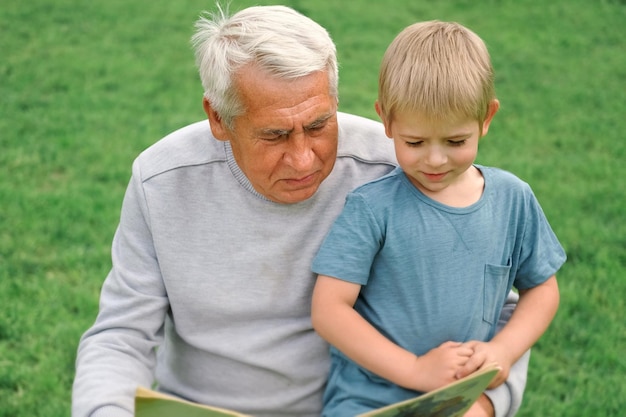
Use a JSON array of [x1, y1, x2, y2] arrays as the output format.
[[311, 274, 473, 392], [460, 276, 559, 388], [490, 275, 559, 385]]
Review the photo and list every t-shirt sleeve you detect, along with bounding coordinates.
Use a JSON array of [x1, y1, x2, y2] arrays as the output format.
[[514, 185, 566, 289], [312, 192, 383, 285]]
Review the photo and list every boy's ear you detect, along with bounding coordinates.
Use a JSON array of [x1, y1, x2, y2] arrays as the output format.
[[481, 99, 500, 137], [374, 101, 393, 138], [203, 97, 230, 142]]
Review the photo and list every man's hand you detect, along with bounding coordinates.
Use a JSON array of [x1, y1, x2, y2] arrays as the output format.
[[464, 394, 494, 417]]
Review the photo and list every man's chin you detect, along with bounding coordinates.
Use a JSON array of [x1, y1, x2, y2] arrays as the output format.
[[269, 183, 321, 204]]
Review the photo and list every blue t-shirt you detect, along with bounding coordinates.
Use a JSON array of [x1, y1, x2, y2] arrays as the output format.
[[312, 165, 566, 416]]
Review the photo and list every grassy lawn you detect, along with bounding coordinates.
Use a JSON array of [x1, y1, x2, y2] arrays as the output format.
[[1, 0, 624, 416]]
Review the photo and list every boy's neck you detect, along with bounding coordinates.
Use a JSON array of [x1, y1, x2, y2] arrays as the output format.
[[413, 165, 484, 208]]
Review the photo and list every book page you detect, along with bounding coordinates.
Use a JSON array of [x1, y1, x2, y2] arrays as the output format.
[[357, 364, 499, 417]]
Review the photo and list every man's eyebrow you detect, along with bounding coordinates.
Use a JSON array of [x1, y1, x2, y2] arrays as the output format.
[[260, 127, 291, 136], [259, 112, 335, 136], [305, 112, 334, 129]]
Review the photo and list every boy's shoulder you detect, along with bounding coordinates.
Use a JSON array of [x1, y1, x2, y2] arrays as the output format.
[[479, 165, 537, 205], [351, 167, 405, 197], [480, 165, 531, 190]]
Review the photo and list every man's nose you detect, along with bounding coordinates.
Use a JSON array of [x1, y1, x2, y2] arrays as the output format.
[[283, 136, 315, 169]]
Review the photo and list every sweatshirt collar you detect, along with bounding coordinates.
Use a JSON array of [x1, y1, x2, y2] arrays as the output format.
[[223, 141, 273, 202]]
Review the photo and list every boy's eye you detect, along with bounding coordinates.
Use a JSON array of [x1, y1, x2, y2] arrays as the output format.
[[406, 140, 423, 147], [448, 139, 467, 146]]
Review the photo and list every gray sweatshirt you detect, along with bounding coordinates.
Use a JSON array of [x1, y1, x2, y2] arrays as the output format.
[[72, 112, 525, 417]]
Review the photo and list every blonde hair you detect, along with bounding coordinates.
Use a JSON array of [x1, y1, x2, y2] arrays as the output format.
[[378, 21, 495, 124]]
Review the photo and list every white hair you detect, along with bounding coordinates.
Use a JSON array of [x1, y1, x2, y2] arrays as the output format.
[[191, 4, 338, 128]]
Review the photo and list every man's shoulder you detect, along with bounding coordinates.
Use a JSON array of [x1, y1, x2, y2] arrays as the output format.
[[135, 120, 226, 181], [336, 112, 397, 166]]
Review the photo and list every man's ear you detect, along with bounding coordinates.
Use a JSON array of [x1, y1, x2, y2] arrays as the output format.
[[374, 101, 393, 139], [480, 99, 500, 137], [203, 97, 230, 141]]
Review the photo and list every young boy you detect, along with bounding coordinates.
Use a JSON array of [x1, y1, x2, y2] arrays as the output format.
[[311, 21, 566, 416]]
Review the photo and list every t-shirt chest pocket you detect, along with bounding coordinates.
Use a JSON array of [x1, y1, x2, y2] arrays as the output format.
[[482, 262, 512, 326]]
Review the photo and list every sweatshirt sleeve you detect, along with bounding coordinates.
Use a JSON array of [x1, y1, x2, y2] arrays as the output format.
[[484, 291, 529, 417], [72, 160, 169, 417]]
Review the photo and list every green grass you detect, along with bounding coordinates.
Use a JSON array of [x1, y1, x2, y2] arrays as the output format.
[[1, 0, 624, 416]]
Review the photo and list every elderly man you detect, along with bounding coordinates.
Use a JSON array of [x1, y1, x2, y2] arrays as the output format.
[[72, 5, 528, 417]]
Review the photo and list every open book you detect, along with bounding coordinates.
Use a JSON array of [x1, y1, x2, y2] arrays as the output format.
[[135, 363, 499, 417]]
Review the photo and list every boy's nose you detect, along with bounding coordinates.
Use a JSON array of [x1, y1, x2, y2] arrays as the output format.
[[425, 147, 447, 167]]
